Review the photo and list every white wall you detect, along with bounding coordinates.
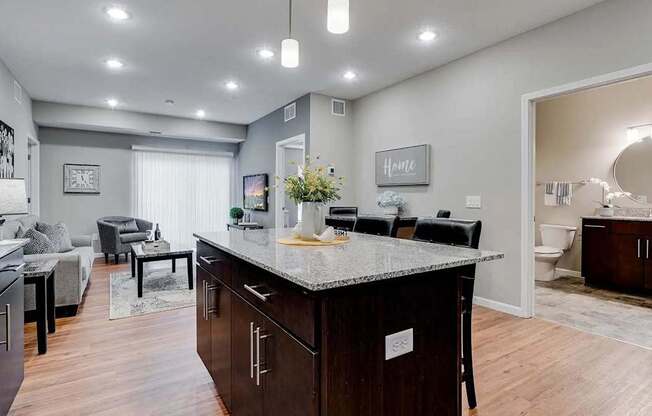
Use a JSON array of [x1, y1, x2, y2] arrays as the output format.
[[351, 0, 652, 311]]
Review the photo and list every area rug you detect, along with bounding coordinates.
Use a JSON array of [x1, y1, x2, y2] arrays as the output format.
[[109, 263, 195, 320]]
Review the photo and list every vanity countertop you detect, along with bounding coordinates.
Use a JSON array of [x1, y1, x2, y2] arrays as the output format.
[[194, 228, 503, 291], [582, 215, 652, 222], [0, 239, 29, 259]]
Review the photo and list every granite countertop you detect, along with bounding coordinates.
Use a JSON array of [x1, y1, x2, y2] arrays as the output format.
[[0, 239, 29, 259], [193, 229, 504, 291], [582, 216, 652, 222]]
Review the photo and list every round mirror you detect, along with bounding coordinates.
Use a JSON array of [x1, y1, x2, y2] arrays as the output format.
[[614, 138, 652, 204]]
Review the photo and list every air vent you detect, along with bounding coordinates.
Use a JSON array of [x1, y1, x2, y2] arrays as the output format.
[[13, 80, 22, 104], [331, 99, 346, 117], [284, 102, 296, 122]]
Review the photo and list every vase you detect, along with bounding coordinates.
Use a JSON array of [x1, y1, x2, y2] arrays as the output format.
[[382, 206, 399, 215], [598, 206, 614, 217], [298, 202, 324, 240]]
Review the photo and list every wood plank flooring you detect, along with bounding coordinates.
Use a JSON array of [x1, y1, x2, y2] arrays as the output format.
[[9, 261, 652, 416]]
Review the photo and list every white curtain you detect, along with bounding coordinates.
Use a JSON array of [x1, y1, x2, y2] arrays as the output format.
[[132, 150, 232, 247]]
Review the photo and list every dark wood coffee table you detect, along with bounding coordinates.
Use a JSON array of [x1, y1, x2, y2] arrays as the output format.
[[130, 243, 194, 297], [22, 259, 57, 354]]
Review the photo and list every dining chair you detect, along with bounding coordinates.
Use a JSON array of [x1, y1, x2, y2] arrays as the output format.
[[353, 215, 399, 237]]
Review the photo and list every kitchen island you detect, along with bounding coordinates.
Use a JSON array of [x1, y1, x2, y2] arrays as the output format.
[[193, 228, 503, 416]]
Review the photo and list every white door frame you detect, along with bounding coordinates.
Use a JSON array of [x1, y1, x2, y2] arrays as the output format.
[[27, 136, 40, 216], [520, 62, 652, 318], [275, 134, 306, 228]]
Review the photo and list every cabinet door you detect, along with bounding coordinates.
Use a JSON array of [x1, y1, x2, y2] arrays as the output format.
[[612, 234, 645, 290], [581, 223, 612, 285], [261, 314, 319, 416], [231, 295, 263, 416], [209, 275, 232, 410], [196, 267, 212, 372], [0, 277, 24, 416]]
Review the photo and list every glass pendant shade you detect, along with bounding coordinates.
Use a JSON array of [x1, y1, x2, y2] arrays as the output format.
[[327, 0, 349, 34], [281, 38, 299, 68]]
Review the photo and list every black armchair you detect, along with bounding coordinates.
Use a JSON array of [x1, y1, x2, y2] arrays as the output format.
[[97, 216, 153, 263]]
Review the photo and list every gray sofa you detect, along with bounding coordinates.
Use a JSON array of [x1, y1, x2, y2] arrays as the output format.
[[0, 215, 94, 316], [97, 216, 152, 263]]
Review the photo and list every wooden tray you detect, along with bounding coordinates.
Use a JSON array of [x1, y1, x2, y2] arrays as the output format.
[[277, 236, 350, 246]]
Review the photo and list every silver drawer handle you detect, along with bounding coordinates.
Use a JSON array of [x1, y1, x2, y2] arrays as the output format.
[[0, 304, 10, 352], [250, 322, 255, 379], [244, 284, 272, 302], [584, 225, 606, 229], [200, 256, 221, 265], [0, 263, 25, 273]]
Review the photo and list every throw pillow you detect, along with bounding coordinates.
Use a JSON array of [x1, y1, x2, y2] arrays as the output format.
[[22, 228, 57, 255], [36, 221, 74, 253], [117, 219, 139, 234]]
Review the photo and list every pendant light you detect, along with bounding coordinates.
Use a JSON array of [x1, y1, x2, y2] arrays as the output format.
[[327, 0, 349, 34], [281, 0, 299, 68]]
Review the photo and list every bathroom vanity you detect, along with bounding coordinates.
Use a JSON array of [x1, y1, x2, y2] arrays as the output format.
[[193, 229, 503, 416], [582, 216, 652, 292]]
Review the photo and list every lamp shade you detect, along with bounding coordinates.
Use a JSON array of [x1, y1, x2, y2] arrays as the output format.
[[281, 38, 299, 68], [0, 178, 28, 215], [327, 0, 349, 34]]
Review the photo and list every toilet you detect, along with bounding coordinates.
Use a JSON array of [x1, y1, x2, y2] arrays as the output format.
[[535, 224, 577, 281]]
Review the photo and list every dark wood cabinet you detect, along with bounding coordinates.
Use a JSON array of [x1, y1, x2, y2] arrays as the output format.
[[231, 295, 263, 416], [0, 247, 25, 415], [196, 268, 212, 371], [582, 218, 652, 292]]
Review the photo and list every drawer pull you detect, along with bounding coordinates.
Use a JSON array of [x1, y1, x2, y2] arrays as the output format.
[[584, 225, 606, 229], [250, 322, 255, 379], [200, 256, 221, 265], [255, 329, 272, 386], [638, 239, 641, 259], [0, 263, 25, 273], [244, 284, 273, 302], [0, 304, 10, 352]]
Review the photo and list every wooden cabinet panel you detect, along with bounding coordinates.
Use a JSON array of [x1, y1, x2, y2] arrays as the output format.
[[0, 277, 24, 416], [197, 240, 232, 285], [196, 267, 212, 373], [231, 295, 263, 416], [209, 276, 232, 410], [611, 234, 645, 290], [581, 223, 613, 285]]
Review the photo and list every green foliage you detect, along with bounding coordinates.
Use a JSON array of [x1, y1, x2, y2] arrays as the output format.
[[229, 207, 244, 219], [282, 155, 343, 204]]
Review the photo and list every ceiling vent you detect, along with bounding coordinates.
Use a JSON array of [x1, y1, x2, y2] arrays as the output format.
[[331, 99, 346, 117], [284, 102, 296, 122], [13, 80, 22, 104]]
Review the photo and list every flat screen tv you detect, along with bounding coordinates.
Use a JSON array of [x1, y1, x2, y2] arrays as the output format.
[[243, 174, 268, 211]]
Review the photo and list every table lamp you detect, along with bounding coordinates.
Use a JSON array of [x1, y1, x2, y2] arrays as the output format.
[[0, 178, 28, 234]]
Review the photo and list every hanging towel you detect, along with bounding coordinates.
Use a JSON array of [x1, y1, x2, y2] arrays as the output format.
[[544, 182, 572, 206], [544, 182, 558, 206]]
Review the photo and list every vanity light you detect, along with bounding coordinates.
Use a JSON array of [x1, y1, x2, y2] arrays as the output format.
[[327, 0, 349, 34], [105, 58, 124, 69], [106, 98, 119, 108], [196, 109, 206, 119], [105, 6, 130, 21], [627, 124, 652, 142], [418, 30, 437, 42]]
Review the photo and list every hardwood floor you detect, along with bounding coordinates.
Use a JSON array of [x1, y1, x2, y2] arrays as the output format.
[[9, 262, 652, 416]]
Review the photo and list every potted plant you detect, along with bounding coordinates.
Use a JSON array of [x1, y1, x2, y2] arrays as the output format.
[[377, 191, 406, 215], [229, 207, 244, 225], [589, 177, 631, 217], [282, 156, 342, 240]]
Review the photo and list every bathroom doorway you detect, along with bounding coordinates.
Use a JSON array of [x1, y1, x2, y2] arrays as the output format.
[[524, 64, 652, 349], [275, 134, 306, 228]]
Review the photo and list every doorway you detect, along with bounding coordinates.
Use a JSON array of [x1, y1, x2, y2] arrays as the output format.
[[275, 134, 306, 228]]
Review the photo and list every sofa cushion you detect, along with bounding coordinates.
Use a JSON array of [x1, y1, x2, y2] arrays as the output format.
[[120, 232, 148, 243], [19, 214, 38, 230], [22, 228, 57, 255], [36, 222, 74, 253], [0, 219, 21, 239], [117, 219, 139, 234]]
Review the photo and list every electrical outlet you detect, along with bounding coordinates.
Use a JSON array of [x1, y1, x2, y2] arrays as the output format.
[[385, 328, 414, 360], [466, 195, 482, 209]]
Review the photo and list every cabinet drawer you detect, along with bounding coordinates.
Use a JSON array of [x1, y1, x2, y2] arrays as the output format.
[[611, 221, 652, 235], [197, 240, 232, 285], [233, 261, 317, 348], [582, 219, 611, 233], [0, 248, 23, 294]]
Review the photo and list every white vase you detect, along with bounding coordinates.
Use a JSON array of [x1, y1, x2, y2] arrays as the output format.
[[298, 202, 324, 240], [598, 206, 614, 217], [382, 206, 399, 215]]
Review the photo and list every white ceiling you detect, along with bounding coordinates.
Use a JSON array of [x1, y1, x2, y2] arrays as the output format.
[[0, 0, 604, 125]]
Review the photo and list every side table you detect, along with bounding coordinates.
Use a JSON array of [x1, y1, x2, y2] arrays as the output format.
[[22, 259, 58, 354]]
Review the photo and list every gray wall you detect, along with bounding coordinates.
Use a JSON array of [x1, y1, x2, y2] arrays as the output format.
[[39, 127, 238, 236], [236, 94, 310, 228], [351, 0, 652, 310]]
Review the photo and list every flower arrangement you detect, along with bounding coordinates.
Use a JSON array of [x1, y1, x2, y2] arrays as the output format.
[[377, 191, 406, 215], [588, 177, 632, 207], [229, 207, 244, 224], [282, 156, 343, 204]]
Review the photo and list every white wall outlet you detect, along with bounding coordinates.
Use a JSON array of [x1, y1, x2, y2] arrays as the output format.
[[466, 195, 482, 209], [385, 328, 414, 360]]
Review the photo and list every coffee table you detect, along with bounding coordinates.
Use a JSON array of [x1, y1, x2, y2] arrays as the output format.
[[22, 259, 58, 354], [130, 243, 194, 297]]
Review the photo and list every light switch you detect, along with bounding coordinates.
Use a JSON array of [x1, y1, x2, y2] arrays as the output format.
[[466, 195, 482, 209], [385, 328, 414, 360]]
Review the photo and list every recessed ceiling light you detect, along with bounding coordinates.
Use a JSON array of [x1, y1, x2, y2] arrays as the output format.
[[164, 99, 175, 105], [105, 6, 130, 21], [196, 109, 206, 119], [343, 70, 357, 80], [225, 81, 239, 90], [418, 30, 437, 42], [257, 48, 275, 59], [106, 98, 119, 108], [105, 58, 124, 69]]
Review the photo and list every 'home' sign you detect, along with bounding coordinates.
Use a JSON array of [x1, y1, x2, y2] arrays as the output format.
[[375, 144, 430, 186]]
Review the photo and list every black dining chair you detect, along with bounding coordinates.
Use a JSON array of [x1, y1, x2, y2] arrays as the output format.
[[353, 215, 399, 237], [436, 209, 451, 218], [328, 206, 358, 216], [412, 217, 482, 409]]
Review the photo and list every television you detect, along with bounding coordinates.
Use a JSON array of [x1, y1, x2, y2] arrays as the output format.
[[243, 174, 268, 211]]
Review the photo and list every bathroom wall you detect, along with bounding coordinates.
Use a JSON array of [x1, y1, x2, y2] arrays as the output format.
[[535, 75, 652, 272]]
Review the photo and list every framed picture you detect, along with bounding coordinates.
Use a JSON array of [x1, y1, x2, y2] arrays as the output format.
[[0, 120, 15, 178], [375, 144, 430, 186], [64, 164, 101, 194], [243, 174, 268, 211]]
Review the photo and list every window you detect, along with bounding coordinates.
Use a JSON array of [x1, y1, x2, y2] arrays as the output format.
[[132, 150, 232, 247]]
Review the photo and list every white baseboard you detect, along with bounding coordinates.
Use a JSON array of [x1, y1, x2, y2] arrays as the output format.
[[555, 267, 582, 278], [473, 296, 529, 318]]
